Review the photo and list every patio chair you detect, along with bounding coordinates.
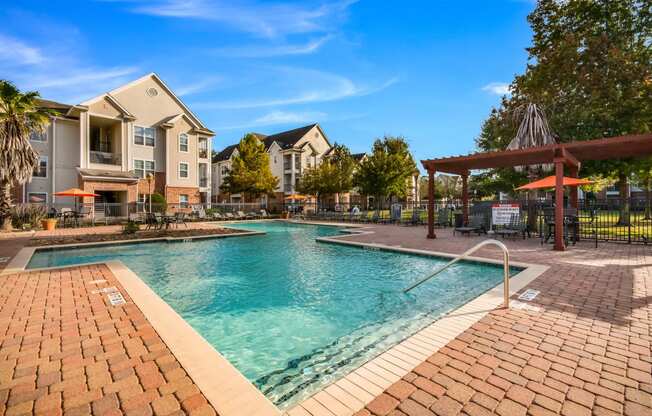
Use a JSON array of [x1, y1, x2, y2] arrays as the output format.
[[454, 214, 487, 236], [224, 212, 236, 220], [434, 209, 451, 227], [236, 210, 252, 219], [494, 213, 524, 239], [174, 212, 188, 228], [260, 209, 270, 218], [211, 212, 224, 221]]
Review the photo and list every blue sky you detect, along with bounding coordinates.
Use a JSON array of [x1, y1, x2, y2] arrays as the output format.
[[0, 0, 534, 169]]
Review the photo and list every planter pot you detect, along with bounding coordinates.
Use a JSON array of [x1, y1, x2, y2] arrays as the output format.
[[41, 219, 57, 231]]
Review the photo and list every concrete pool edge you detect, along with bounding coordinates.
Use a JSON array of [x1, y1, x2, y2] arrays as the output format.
[[1, 229, 265, 275], [106, 260, 281, 416]]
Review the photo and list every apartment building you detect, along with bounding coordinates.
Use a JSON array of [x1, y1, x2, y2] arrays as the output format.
[[21, 73, 214, 210], [212, 124, 331, 202]]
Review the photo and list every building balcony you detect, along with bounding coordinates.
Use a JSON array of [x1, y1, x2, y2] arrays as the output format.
[[199, 177, 209, 188], [90, 151, 121, 165]]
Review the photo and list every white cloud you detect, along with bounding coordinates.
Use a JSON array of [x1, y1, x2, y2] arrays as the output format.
[[482, 82, 511, 95], [174, 76, 223, 96], [0, 32, 139, 103], [123, 0, 358, 38], [0, 33, 45, 65], [213, 35, 332, 58], [217, 110, 327, 130], [194, 68, 399, 110]]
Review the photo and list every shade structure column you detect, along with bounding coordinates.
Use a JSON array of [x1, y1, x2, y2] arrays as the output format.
[[461, 172, 469, 226], [554, 160, 565, 251], [427, 169, 436, 239], [569, 165, 579, 210]]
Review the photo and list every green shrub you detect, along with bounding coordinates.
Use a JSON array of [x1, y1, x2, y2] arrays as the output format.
[[122, 220, 140, 234], [150, 193, 167, 212]]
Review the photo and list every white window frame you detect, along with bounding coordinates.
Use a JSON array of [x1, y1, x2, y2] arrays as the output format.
[[133, 158, 156, 179], [30, 130, 47, 142], [33, 156, 48, 178], [178, 162, 189, 179], [179, 133, 189, 153], [179, 194, 189, 207], [134, 126, 156, 147], [27, 192, 48, 204]]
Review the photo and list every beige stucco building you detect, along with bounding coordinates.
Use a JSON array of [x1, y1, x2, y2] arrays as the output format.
[[212, 124, 331, 203], [21, 73, 214, 211]]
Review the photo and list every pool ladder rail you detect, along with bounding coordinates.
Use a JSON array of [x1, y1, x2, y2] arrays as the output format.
[[403, 239, 511, 309]]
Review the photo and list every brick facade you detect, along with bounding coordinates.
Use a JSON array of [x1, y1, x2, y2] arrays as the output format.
[[80, 180, 138, 203], [137, 172, 166, 197], [166, 186, 200, 211]]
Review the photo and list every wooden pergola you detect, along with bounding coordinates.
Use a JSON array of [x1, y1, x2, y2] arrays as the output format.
[[421, 133, 652, 250]]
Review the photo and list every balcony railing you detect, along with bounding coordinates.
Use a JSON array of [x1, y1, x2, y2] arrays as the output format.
[[90, 151, 121, 165]]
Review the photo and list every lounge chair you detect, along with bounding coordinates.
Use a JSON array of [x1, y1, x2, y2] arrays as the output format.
[[237, 210, 252, 219], [399, 209, 421, 226], [224, 212, 236, 220], [211, 212, 224, 221], [174, 212, 188, 228], [494, 213, 525, 239], [454, 214, 486, 236], [259, 209, 270, 218]]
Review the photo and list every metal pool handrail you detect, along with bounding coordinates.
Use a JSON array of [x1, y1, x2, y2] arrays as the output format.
[[403, 239, 511, 309]]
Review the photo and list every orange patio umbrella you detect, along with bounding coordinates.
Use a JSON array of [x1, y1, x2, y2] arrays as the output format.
[[54, 188, 99, 211], [284, 194, 308, 201], [516, 175, 593, 191]]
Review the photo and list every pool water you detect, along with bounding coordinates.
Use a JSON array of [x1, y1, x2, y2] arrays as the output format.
[[28, 221, 519, 408]]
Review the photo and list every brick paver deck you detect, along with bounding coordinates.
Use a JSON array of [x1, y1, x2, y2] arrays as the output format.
[[333, 226, 652, 416], [0, 263, 218, 416], [1, 221, 651, 416]]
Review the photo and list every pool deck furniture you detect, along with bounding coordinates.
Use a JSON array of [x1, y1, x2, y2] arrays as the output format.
[[1, 223, 650, 416], [453, 214, 486, 236]]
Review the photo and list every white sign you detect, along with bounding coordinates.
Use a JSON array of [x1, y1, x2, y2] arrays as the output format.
[[107, 292, 126, 306], [518, 289, 540, 301], [492, 203, 520, 226]]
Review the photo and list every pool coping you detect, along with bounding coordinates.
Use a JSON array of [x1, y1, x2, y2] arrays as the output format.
[[1, 221, 549, 416], [1, 229, 265, 275]]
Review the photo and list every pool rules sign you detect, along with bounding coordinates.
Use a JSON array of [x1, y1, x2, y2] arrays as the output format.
[[492, 203, 520, 226]]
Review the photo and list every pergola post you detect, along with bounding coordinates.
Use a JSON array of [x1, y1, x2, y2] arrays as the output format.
[[569, 165, 579, 210], [461, 172, 469, 226], [554, 160, 565, 251], [427, 169, 436, 239]]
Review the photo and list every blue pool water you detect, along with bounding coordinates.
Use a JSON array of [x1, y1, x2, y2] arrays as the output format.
[[28, 222, 519, 407]]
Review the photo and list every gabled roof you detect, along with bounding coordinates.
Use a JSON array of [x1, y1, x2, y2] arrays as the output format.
[[36, 98, 73, 113], [212, 144, 238, 162], [253, 123, 320, 150], [352, 152, 367, 162], [80, 72, 214, 135]]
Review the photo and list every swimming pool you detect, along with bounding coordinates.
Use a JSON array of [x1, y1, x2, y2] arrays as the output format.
[[28, 221, 520, 408]]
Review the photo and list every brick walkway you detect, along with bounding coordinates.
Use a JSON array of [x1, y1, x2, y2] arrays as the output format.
[[0, 263, 218, 416], [334, 226, 652, 416]]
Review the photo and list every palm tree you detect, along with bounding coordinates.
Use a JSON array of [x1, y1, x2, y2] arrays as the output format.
[[0, 80, 54, 231], [507, 103, 558, 231]]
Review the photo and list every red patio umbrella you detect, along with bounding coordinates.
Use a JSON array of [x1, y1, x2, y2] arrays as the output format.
[[54, 188, 99, 212], [516, 175, 593, 191]]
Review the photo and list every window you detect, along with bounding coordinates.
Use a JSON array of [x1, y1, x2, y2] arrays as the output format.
[[179, 194, 189, 207], [29, 130, 47, 142], [198, 137, 208, 158], [134, 126, 155, 147], [133, 159, 155, 179], [179, 133, 189, 152], [28, 192, 47, 204], [179, 162, 189, 178], [221, 165, 229, 176], [33, 156, 47, 178]]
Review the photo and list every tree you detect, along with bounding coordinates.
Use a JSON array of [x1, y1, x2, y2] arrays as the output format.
[[476, 0, 651, 224], [220, 134, 278, 200], [0, 81, 54, 231], [296, 143, 356, 206], [353, 136, 416, 205]]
